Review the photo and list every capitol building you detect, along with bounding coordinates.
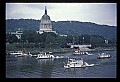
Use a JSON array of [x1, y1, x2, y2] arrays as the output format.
[[37, 6, 56, 34], [9, 6, 67, 40]]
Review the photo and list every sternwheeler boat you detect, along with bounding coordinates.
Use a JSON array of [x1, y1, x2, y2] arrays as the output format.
[[64, 58, 94, 68]]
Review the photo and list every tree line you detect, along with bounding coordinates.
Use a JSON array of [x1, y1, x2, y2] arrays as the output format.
[[6, 30, 116, 48]]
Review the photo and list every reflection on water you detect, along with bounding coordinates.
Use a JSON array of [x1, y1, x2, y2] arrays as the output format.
[[37, 59, 54, 65], [37, 59, 54, 78]]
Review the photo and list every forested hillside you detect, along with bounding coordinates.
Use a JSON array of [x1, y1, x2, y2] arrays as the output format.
[[6, 19, 116, 39]]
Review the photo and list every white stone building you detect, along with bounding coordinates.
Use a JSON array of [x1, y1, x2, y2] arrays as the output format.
[[37, 6, 56, 34], [10, 28, 23, 39]]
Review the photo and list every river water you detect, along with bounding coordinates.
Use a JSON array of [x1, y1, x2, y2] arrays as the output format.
[[6, 50, 116, 78]]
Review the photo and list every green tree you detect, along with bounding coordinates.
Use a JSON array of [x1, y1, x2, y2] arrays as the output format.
[[108, 38, 116, 46], [66, 35, 73, 43], [78, 34, 91, 45], [45, 33, 56, 44], [6, 33, 19, 43], [21, 30, 37, 43], [90, 35, 105, 46], [56, 36, 67, 48]]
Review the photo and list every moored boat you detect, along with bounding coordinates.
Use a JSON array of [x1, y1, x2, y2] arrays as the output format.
[[9, 51, 23, 55], [14, 51, 32, 57], [9, 49, 32, 57]]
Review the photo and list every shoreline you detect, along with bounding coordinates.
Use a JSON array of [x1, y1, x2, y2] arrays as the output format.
[[6, 47, 116, 55], [6, 43, 116, 54]]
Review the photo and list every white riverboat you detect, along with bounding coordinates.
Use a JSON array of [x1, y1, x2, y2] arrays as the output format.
[[64, 58, 94, 68], [97, 53, 111, 59], [36, 52, 55, 59], [9, 51, 23, 55], [15, 51, 32, 57], [9, 49, 32, 57]]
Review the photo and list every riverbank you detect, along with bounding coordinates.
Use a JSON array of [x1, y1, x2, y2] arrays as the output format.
[[29, 48, 74, 54], [6, 47, 116, 55], [6, 47, 74, 55], [93, 47, 116, 51], [6, 43, 116, 55]]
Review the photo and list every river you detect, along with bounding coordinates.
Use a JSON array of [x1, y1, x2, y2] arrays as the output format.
[[6, 50, 116, 78]]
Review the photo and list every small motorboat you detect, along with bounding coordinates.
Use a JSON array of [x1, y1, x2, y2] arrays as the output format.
[[29, 54, 38, 57], [97, 53, 111, 59], [55, 56, 64, 58]]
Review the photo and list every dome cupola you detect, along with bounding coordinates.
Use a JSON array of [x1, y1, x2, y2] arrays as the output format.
[[41, 6, 50, 20]]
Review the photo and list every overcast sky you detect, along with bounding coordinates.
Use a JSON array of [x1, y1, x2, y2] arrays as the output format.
[[6, 3, 117, 26]]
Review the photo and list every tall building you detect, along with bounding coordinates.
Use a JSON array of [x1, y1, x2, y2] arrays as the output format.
[[37, 6, 56, 34]]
